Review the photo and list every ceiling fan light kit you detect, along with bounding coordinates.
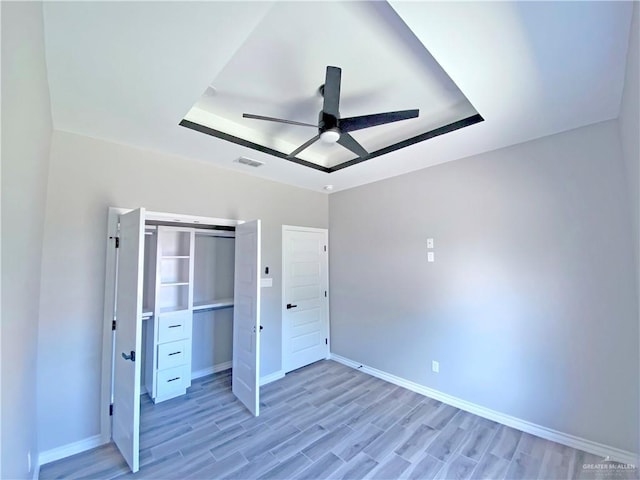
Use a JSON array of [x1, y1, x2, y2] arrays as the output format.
[[320, 130, 340, 144]]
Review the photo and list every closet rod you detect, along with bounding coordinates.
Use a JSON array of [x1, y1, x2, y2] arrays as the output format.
[[146, 220, 235, 231], [195, 232, 235, 239]]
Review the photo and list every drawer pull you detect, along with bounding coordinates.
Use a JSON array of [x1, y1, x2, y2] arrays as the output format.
[[168, 351, 181, 356], [168, 324, 182, 328], [167, 377, 181, 383]]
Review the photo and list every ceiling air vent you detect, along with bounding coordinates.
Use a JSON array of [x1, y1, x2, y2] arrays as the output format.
[[236, 156, 264, 168]]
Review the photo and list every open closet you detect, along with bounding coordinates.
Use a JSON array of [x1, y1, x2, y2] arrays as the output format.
[[140, 224, 236, 403], [104, 207, 261, 473]]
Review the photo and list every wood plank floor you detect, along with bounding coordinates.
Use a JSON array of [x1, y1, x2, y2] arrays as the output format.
[[40, 360, 637, 480]]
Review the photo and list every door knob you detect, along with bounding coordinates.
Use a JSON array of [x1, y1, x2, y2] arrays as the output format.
[[121, 351, 136, 362], [286, 303, 298, 309]]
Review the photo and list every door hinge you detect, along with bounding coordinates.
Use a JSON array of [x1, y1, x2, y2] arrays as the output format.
[[112, 320, 116, 331], [325, 338, 328, 345], [115, 237, 120, 248], [324, 291, 327, 298], [109, 404, 113, 416], [324, 245, 327, 252]]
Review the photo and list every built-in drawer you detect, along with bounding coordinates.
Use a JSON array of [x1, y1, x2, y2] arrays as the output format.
[[156, 365, 188, 399], [157, 312, 190, 344], [157, 340, 187, 370]]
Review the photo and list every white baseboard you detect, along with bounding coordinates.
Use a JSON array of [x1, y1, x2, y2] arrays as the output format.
[[38, 434, 106, 466], [330, 353, 637, 466], [192, 361, 232, 380], [260, 370, 285, 386]]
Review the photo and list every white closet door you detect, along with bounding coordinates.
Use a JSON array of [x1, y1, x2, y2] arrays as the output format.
[[232, 220, 261, 416], [113, 208, 145, 473]]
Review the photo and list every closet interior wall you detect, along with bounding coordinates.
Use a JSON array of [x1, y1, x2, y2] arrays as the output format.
[[192, 233, 234, 377]]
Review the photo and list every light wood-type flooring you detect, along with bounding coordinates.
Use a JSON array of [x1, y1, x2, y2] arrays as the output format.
[[40, 360, 637, 480]]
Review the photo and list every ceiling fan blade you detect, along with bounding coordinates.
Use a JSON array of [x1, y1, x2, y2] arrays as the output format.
[[243, 113, 316, 128], [337, 133, 368, 158], [339, 109, 419, 133], [289, 134, 321, 157], [323, 66, 342, 117]]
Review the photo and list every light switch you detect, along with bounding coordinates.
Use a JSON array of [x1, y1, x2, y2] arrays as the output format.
[[260, 278, 273, 288], [427, 238, 434, 249], [427, 252, 435, 263]]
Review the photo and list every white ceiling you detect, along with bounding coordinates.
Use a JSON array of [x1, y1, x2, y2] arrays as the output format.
[[43, 1, 633, 193]]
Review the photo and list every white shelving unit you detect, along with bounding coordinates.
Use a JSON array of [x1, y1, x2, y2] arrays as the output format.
[[143, 226, 195, 403]]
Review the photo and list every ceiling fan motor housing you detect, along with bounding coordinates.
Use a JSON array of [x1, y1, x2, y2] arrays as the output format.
[[319, 111, 339, 133]]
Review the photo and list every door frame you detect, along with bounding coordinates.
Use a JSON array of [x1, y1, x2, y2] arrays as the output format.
[[281, 225, 330, 374], [100, 207, 243, 444]]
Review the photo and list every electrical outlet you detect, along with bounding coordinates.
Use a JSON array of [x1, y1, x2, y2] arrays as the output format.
[[432, 360, 440, 373], [427, 251, 435, 262], [427, 238, 434, 249]]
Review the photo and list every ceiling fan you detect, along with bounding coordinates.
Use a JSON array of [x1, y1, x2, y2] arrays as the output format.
[[242, 66, 419, 159]]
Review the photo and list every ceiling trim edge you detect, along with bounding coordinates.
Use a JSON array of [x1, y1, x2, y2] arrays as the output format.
[[179, 114, 484, 174]]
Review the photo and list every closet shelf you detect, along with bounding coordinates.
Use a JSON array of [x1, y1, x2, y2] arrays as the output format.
[[141, 300, 233, 317], [160, 282, 189, 287], [193, 298, 234, 312], [159, 305, 190, 314], [161, 255, 190, 259]]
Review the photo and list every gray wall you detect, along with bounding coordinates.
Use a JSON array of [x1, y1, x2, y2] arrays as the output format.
[[619, 3, 639, 266], [618, 2, 639, 458], [329, 120, 638, 452], [1, 2, 53, 477], [37, 131, 328, 452]]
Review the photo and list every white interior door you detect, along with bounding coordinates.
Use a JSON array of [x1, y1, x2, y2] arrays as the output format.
[[113, 208, 145, 473], [282, 226, 329, 373], [232, 220, 261, 416]]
